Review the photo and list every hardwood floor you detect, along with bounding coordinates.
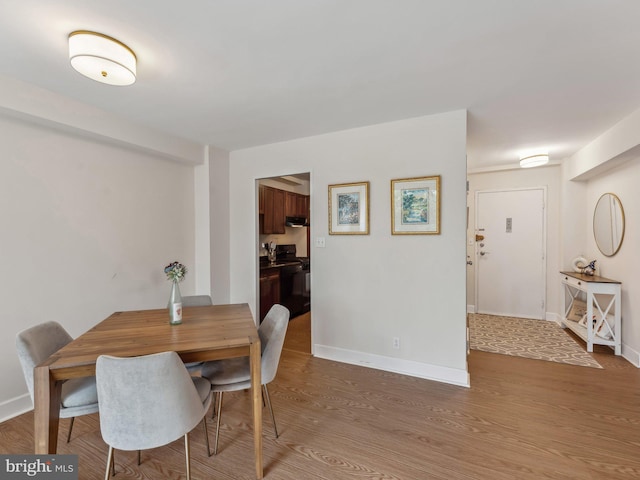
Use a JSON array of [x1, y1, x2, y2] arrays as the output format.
[[283, 311, 311, 354], [2, 339, 640, 479]]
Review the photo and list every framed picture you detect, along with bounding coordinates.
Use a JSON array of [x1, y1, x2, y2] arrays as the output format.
[[391, 175, 440, 235], [328, 181, 370, 235]]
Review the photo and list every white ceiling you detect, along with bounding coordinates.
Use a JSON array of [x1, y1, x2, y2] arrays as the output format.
[[2, 0, 640, 170]]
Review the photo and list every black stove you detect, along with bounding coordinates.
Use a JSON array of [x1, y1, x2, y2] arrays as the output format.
[[275, 244, 309, 270], [274, 244, 310, 318]]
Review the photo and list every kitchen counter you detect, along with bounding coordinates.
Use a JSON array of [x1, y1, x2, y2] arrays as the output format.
[[259, 260, 301, 270]]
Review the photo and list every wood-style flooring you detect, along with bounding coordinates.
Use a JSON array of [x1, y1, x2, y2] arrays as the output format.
[[2, 316, 639, 479], [283, 311, 311, 354]]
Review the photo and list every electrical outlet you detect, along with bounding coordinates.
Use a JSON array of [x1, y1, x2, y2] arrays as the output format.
[[315, 237, 326, 248], [393, 337, 400, 349]]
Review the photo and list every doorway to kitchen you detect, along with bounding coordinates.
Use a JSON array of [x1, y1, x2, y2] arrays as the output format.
[[257, 172, 311, 354]]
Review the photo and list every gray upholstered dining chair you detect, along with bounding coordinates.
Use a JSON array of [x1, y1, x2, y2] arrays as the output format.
[[201, 303, 289, 454], [182, 294, 214, 373], [96, 351, 212, 480], [16, 321, 99, 443]]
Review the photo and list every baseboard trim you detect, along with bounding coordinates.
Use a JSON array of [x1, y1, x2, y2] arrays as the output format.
[[467, 305, 475, 313], [0, 394, 32, 424], [622, 344, 640, 367], [546, 312, 562, 323], [313, 344, 470, 388]]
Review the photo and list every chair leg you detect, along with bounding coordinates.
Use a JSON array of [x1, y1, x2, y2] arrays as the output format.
[[263, 384, 279, 438], [211, 392, 217, 419], [203, 415, 211, 457], [104, 446, 114, 480], [184, 433, 191, 480], [66, 417, 75, 443], [213, 392, 224, 455], [137, 450, 141, 465]]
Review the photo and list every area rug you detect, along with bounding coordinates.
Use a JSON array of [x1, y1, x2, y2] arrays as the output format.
[[469, 313, 602, 369]]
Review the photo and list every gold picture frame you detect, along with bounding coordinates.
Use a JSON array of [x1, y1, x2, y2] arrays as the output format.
[[328, 181, 370, 235], [391, 175, 440, 235]]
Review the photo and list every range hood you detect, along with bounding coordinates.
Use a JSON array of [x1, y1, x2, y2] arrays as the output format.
[[285, 216, 309, 227]]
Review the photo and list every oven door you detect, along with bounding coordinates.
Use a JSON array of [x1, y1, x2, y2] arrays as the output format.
[[279, 264, 309, 318]]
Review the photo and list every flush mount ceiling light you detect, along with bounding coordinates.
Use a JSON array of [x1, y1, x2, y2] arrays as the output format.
[[68, 31, 136, 86], [519, 153, 549, 168]]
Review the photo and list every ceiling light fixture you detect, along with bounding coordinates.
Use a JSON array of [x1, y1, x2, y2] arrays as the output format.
[[519, 153, 549, 168], [68, 31, 136, 86]]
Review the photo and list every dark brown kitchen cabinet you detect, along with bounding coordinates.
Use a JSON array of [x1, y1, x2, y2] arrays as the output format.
[[285, 191, 297, 217], [272, 188, 285, 232], [258, 185, 265, 214], [261, 186, 285, 234], [285, 191, 310, 218], [298, 194, 309, 218], [260, 268, 280, 322]]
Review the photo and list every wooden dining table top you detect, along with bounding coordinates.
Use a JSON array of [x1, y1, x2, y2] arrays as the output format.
[[42, 302, 259, 379]]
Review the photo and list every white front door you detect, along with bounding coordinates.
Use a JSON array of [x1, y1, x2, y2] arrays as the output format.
[[475, 188, 546, 319]]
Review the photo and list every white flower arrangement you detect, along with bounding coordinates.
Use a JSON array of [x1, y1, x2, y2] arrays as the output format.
[[164, 261, 187, 282]]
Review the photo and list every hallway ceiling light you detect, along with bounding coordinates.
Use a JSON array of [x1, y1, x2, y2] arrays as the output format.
[[519, 153, 549, 168], [68, 31, 136, 86]]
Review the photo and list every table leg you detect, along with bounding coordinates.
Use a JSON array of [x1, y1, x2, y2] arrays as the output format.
[[34, 365, 61, 454], [250, 337, 263, 479], [586, 292, 594, 352], [615, 290, 622, 355]]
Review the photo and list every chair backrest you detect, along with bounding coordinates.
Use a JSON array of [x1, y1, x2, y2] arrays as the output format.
[[181, 295, 213, 307], [96, 351, 205, 451], [259, 304, 290, 384], [16, 321, 73, 400]]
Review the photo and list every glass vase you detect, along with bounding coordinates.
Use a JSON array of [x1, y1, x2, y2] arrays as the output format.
[[168, 280, 183, 325]]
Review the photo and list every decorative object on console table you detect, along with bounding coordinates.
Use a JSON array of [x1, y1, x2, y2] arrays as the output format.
[[165, 261, 186, 325], [391, 175, 440, 235], [571, 256, 588, 273], [582, 260, 597, 276], [328, 181, 369, 235]]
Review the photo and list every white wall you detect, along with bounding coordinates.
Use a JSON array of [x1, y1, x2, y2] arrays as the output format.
[[194, 155, 211, 295], [208, 147, 231, 304], [583, 158, 640, 365], [0, 114, 197, 420], [229, 111, 469, 386], [467, 165, 562, 318]]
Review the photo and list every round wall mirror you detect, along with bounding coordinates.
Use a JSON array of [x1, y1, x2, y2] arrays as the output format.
[[593, 193, 625, 257]]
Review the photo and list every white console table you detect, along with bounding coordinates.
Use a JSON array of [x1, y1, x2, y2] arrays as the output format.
[[560, 271, 621, 354]]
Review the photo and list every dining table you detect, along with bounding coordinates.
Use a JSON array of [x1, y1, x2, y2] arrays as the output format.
[[33, 302, 264, 479]]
